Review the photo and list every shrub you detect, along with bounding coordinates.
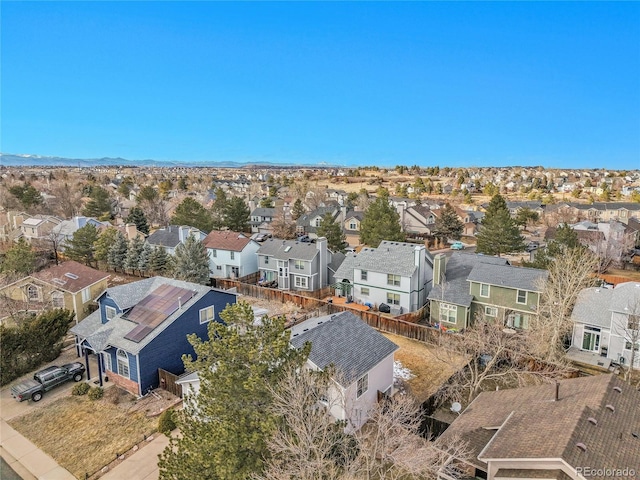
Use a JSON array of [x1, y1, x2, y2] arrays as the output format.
[[158, 409, 176, 434], [72, 382, 90, 396], [88, 386, 104, 400]]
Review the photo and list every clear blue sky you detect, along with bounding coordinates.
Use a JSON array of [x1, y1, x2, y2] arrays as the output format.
[[2, 1, 639, 169]]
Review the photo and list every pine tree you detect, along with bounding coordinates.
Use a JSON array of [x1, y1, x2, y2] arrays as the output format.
[[172, 235, 210, 285], [210, 187, 228, 230], [94, 228, 118, 264], [8, 183, 43, 209], [359, 193, 405, 247], [82, 186, 113, 220], [158, 301, 309, 480], [125, 206, 150, 235], [138, 243, 153, 276], [149, 246, 170, 274], [524, 223, 584, 270], [432, 203, 464, 242], [476, 194, 525, 256], [107, 231, 128, 272], [1, 238, 36, 274], [291, 199, 306, 220], [125, 236, 145, 274], [223, 197, 250, 232], [316, 213, 346, 253], [171, 198, 213, 233], [64, 224, 99, 266]]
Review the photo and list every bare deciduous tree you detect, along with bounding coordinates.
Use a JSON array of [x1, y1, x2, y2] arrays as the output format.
[[270, 210, 297, 240], [50, 182, 83, 218]]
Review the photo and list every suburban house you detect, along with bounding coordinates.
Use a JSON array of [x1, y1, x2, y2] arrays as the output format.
[[70, 277, 237, 396], [401, 205, 437, 237], [289, 311, 399, 432], [0, 261, 109, 322], [203, 230, 260, 279], [342, 210, 364, 247], [249, 207, 276, 233], [256, 237, 330, 291], [146, 225, 207, 256], [427, 253, 548, 331], [570, 282, 640, 371], [296, 206, 339, 237], [438, 374, 640, 480], [52, 216, 113, 247], [545, 202, 640, 225], [20, 215, 62, 243], [333, 241, 433, 314]]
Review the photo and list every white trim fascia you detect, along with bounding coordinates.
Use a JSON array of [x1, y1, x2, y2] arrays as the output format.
[[477, 411, 514, 461]]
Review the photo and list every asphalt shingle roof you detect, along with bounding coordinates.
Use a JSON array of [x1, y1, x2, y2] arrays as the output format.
[[289, 311, 398, 384], [203, 230, 253, 252], [256, 238, 320, 261], [146, 226, 182, 248], [467, 263, 548, 292], [571, 287, 615, 328], [31, 261, 109, 294], [334, 241, 427, 278]]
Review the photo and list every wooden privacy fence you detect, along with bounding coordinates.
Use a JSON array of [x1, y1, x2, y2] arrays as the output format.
[[158, 368, 182, 398]]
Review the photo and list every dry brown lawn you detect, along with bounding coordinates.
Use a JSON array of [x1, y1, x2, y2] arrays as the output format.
[[382, 332, 468, 402], [9, 393, 157, 479]]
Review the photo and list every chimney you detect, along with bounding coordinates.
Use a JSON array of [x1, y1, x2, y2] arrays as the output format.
[[340, 206, 347, 224], [125, 223, 138, 240], [316, 237, 328, 288], [433, 254, 446, 286], [555, 381, 560, 401]]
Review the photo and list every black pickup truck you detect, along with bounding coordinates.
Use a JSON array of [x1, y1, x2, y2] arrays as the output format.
[[11, 362, 86, 402]]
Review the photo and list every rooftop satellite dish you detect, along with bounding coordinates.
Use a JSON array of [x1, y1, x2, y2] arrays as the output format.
[[451, 402, 462, 414]]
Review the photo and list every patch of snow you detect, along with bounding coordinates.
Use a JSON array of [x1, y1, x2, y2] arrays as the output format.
[[394, 360, 414, 381]]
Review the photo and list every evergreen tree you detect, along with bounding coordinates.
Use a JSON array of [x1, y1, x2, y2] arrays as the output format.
[[158, 301, 309, 480], [223, 197, 250, 232], [107, 231, 128, 272], [476, 194, 525, 256], [524, 223, 584, 270], [171, 198, 213, 233], [8, 183, 43, 209], [82, 186, 113, 220], [1, 238, 36, 274], [138, 243, 153, 276], [125, 236, 145, 274], [514, 207, 539, 230], [291, 199, 306, 220], [64, 224, 99, 266], [210, 187, 228, 230], [125, 206, 150, 235], [178, 177, 188, 191], [149, 246, 170, 274], [94, 227, 118, 264], [316, 213, 346, 253], [172, 235, 210, 285], [432, 203, 464, 242], [359, 193, 405, 247]]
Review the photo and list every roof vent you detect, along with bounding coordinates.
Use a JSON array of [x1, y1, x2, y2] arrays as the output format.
[[613, 386, 622, 393], [576, 443, 587, 452], [303, 328, 308, 332], [632, 432, 638, 439], [605, 404, 615, 412], [588, 417, 598, 426], [292, 333, 298, 337], [317, 321, 323, 324]]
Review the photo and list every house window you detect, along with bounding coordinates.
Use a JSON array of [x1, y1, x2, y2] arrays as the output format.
[[264, 256, 269, 265], [27, 285, 41, 301], [387, 293, 400, 305], [628, 316, 639, 331], [211, 249, 217, 258], [216, 265, 222, 270], [439, 303, 457, 324], [479, 283, 490, 298], [294, 260, 305, 270], [105, 306, 117, 321], [51, 292, 65, 308], [361, 287, 370, 296], [582, 326, 601, 352], [349, 221, 357, 230], [116, 349, 130, 378], [294, 276, 308, 289], [82, 288, 91, 304], [315, 218, 322, 227], [356, 374, 368, 398], [485, 306, 498, 317], [516, 290, 527, 305], [102, 351, 112, 372], [625, 341, 639, 351], [361, 270, 368, 281], [230, 251, 235, 260], [199, 306, 215, 324], [387, 274, 401, 286]]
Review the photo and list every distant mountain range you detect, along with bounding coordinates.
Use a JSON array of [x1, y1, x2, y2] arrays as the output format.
[[0, 153, 333, 168]]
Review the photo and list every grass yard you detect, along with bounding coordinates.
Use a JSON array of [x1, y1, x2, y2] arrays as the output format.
[[382, 332, 468, 403], [9, 393, 157, 479]]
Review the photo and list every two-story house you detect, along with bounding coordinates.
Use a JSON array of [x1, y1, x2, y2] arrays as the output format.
[[333, 241, 433, 314], [256, 237, 329, 291], [146, 225, 207, 256], [570, 282, 640, 370], [0, 261, 109, 323], [70, 277, 237, 395], [427, 253, 547, 331], [203, 230, 260, 279], [250, 207, 276, 233], [296, 206, 339, 237], [20, 215, 62, 243]]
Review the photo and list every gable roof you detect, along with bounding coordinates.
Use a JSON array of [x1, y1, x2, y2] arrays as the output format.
[[467, 263, 548, 292], [289, 311, 398, 384], [31, 261, 109, 294], [203, 230, 254, 252], [571, 287, 615, 328], [334, 241, 429, 278], [250, 207, 276, 217], [440, 375, 640, 475], [146, 225, 182, 248], [256, 238, 320, 261]]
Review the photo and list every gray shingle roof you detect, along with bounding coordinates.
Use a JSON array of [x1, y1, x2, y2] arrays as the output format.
[[146, 226, 181, 248], [610, 282, 640, 314], [333, 253, 359, 282], [335, 241, 427, 278], [256, 238, 320, 261], [297, 207, 338, 233], [427, 253, 508, 307], [571, 287, 615, 328], [289, 311, 398, 384], [467, 263, 548, 292]]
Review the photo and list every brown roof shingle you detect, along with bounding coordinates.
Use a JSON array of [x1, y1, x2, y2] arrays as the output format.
[[203, 231, 253, 252], [31, 261, 109, 293]]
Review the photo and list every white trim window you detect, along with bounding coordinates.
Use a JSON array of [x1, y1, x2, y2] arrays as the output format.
[[117, 349, 130, 378], [479, 283, 490, 298], [361, 287, 370, 296], [51, 291, 65, 308], [349, 221, 357, 230], [387, 274, 401, 286], [485, 306, 498, 317], [582, 326, 601, 352], [82, 288, 91, 304], [356, 373, 368, 398], [361, 270, 367, 281], [230, 251, 235, 260], [199, 306, 215, 324], [387, 292, 400, 305], [102, 351, 112, 372], [26, 284, 41, 302], [294, 260, 305, 270], [439, 303, 457, 324], [294, 276, 308, 289], [105, 305, 117, 321], [211, 249, 217, 258], [516, 290, 528, 305]]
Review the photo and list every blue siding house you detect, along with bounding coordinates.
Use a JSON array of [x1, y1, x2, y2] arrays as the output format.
[[70, 276, 236, 396]]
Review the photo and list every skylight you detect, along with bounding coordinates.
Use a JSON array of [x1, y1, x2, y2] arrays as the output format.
[[65, 273, 79, 280], [284, 246, 292, 252]]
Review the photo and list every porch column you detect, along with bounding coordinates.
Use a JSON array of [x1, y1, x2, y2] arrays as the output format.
[[76, 338, 81, 357], [97, 353, 103, 387], [84, 347, 91, 380]]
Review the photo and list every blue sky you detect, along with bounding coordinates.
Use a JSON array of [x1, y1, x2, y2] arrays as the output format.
[[2, 2, 639, 169]]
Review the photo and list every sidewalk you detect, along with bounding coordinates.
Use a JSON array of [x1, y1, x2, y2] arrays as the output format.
[[101, 433, 168, 480]]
